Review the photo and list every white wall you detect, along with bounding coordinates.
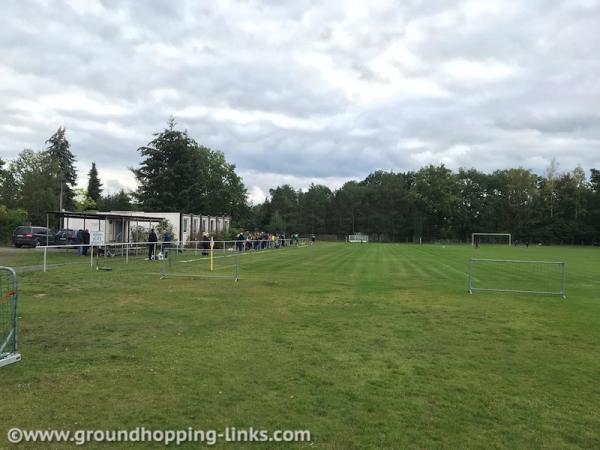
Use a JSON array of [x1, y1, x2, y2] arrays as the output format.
[[61, 216, 131, 242], [64, 217, 104, 233], [61, 211, 231, 243], [127, 212, 182, 242]]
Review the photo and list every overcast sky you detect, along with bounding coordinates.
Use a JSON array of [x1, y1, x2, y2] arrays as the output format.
[[1, 0, 600, 203]]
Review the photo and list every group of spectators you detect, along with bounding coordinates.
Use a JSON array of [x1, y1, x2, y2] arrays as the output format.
[[233, 231, 304, 251], [147, 228, 174, 261], [145, 229, 314, 261], [147, 229, 212, 261]]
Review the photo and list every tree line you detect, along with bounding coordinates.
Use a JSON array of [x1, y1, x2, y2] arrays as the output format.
[[2, 119, 600, 245], [0, 119, 247, 241], [247, 163, 600, 245]]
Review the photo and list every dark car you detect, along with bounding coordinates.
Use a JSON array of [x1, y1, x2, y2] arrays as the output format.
[[12, 226, 56, 248], [55, 229, 78, 246]]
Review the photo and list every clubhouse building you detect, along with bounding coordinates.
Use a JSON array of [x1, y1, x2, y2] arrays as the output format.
[[51, 210, 231, 244]]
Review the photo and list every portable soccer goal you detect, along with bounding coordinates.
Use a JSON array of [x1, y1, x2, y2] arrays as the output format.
[[160, 244, 240, 281], [0, 267, 20, 368], [468, 258, 566, 298], [348, 234, 369, 243], [472, 233, 511, 246]]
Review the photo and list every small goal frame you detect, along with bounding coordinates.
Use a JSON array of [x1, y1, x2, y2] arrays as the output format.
[[348, 234, 369, 243], [471, 232, 511, 246], [467, 258, 566, 299]]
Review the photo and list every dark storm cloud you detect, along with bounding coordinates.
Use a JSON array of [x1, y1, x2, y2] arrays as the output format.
[[1, 0, 600, 202]]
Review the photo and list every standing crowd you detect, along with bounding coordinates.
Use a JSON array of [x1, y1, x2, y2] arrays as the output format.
[[233, 231, 305, 251], [73, 228, 313, 261]]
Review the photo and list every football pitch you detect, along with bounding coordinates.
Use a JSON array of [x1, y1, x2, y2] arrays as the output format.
[[1, 243, 599, 448]]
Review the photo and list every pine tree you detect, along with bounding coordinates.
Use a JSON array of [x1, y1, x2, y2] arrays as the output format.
[[46, 127, 77, 211], [132, 118, 247, 217], [87, 162, 103, 203]]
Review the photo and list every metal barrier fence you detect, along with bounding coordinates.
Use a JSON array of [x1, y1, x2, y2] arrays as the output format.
[[161, 246, 241, 281], [468, 258, 567, 299], [0, 266, 20, 368]]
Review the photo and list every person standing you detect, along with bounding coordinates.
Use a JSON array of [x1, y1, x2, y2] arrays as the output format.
[[82, 229, 90, 256], [236, 231, 245, 252], [202, 232, 210, 256], [162, 229, 173, 259], [148, 229, 158, 260], [76, 229, 83, 256]]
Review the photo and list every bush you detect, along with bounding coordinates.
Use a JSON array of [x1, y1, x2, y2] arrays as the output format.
[[213, 229, 236, 241], [0, 206, 28, 243], [130, 225, 149, 243]]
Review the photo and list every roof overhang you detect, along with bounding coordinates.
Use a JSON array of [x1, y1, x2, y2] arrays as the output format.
[[48, 211, 165, 223]]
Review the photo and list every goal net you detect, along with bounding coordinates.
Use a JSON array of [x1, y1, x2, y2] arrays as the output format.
[[468, 258, 566, 298], [160, 244, 240, 281], [0, 267, 21, 368], [472, 233, 511, 246], [348, 234, 369, 243]]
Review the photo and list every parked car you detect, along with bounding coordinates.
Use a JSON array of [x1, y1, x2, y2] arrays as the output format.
[[55, 229, 78, 246], [12, 226, 56, 248]]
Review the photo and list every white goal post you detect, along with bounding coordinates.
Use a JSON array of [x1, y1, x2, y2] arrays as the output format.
[[348, 234, 368, 243], [472, 233, 511, 246]]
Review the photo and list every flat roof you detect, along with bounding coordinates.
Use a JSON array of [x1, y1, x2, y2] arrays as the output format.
[[49, 211, 165, 222]]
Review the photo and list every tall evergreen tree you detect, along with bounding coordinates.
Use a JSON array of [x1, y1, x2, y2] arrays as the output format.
[[46, 127, 77, 211], [132, 118, 204, 212], [87, 162, 103, 203], [132, 118, 247, 218]]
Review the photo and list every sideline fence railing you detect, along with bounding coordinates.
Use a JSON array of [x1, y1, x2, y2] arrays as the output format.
[[35, 238, 311, 272]]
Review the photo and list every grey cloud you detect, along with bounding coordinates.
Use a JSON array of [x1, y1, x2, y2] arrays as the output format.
[[1, 0, 600, 200], [495, 113, 600, 134]]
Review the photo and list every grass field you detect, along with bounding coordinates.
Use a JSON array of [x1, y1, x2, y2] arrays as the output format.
[[1, 243, 599, 449]]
